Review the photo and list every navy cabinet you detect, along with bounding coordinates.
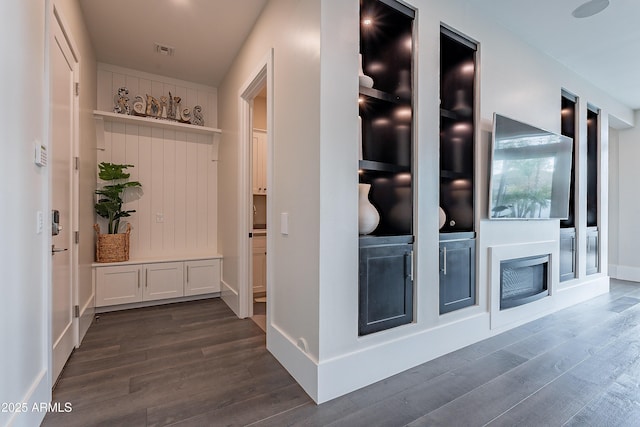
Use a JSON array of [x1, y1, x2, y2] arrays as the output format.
[[359, 237, 413, 335], [439, 236, 475, 314], [559, 228, 576, 282], [586, 227, 599, 275]]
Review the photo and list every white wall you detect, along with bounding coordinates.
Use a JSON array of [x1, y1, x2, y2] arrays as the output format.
[[611, 111, 640, 281], [217, 0, 322, 399], [0, 2, 51, 426], [313, 0, 634, 403], [219, 0, 636, 404], [96, 65, 219, 258]]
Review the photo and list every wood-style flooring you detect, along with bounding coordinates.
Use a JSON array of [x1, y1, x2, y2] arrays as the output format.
[[43, 279, 640, 426]]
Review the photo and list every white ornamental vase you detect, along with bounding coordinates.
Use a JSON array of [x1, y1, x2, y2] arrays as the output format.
[[358, 54, 374, 88], [359, 183, 380, 235]]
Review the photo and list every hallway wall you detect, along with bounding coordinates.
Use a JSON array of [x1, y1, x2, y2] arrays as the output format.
[[1, 3, 51, 426]]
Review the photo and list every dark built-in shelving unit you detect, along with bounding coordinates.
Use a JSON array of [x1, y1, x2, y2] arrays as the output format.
[[559, 91, 577, 282], [586, 106, 599, 275], [358, 0, 415, 336], [438, 26, 477, 314]]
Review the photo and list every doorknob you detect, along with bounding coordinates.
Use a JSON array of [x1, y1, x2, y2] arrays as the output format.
[[51, 245, 68, 255]]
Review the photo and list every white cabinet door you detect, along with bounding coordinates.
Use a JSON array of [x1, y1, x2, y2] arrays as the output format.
[[143, 262, 184, 301], [252, 129, 267, 194], [252, 236, 266, 293], [96, 265, 142, 307], [185, 259, 221, 296]]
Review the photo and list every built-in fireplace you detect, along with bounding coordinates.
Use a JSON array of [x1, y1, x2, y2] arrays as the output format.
[[500, 254, 549, 309]]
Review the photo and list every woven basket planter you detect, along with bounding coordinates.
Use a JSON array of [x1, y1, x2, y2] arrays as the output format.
[[94, 223, 131, 263]]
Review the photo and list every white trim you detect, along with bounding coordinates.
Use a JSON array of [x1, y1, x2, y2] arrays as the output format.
[[610, 264, 640, 282], [7, 370, 50, 427], [236, 49, 274, 320]]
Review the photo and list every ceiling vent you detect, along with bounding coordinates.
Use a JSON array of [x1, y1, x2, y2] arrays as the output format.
[[154, 43, 175, 56]]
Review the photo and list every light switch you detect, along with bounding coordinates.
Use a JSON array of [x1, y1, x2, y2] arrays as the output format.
[[281, 212, 289, 235]]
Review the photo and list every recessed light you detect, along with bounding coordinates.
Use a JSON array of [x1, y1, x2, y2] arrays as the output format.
[[363, 17, 373, 25], [572, 0, 610, 18]]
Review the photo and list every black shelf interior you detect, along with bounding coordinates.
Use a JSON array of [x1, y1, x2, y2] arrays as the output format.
[[439, 29, 475, 234], [560, 94, 577, 228], [586, 107, 599, 227], [359, 0, 414, 336]]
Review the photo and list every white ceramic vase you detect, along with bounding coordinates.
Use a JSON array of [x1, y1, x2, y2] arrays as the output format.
[[359, 183, 379, 235], [358, 54, 374, 88]]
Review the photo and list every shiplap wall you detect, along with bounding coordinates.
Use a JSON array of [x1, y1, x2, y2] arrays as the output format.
[[96, 63, 219, 258]]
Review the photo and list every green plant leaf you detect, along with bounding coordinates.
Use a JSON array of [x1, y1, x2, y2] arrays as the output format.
[[95, 163, 142, 233]]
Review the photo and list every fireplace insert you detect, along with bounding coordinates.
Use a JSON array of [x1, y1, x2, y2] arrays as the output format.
[[500, 254, 549, 309]]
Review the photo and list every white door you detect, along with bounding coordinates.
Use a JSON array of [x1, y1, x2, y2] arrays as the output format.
[[50, 13, 78, 383]]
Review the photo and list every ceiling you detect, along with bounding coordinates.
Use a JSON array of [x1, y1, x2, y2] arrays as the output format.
[[464, 0, 640, 109], [79, 0, 268, 87], [80, 0, 640, 109]]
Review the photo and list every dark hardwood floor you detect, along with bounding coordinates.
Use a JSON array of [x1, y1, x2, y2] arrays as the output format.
[[43, 279, 640, 426]]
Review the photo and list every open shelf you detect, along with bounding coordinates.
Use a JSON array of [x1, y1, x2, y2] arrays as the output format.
[[93, 110, 221, 135], [359, 160, 410, 174], [358, 0, 415, 336], [94, 110, 222, 160]]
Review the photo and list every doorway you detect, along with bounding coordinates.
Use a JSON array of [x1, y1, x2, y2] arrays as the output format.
[[251, 86, 268, 331], [50, 7, 80, 383], [228, 50, 273, 328]]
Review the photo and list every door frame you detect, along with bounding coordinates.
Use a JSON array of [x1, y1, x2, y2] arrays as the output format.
[[48, 3, 81, 384], [237, 50, 273, 319]]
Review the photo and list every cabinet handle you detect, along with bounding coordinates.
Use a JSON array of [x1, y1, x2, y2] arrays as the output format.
[[138, 269, 140, 289], [571, 236, 576, 272], [410, 250, 414, 281], [145, 268, 148, 288], [442, 247, 448, 276], [186, 266, 190, 283], [404, 251, 413, 281]]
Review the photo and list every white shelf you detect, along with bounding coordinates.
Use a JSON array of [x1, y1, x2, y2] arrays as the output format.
[[93, 110, 221, 135], [94, 110, 222, 160]]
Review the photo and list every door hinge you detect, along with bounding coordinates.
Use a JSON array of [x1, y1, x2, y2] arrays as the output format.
[[74, 305, 80, 318], [74, 156, 79, 171], [75, 82, 80, 97], [74, 231, 80, 244]]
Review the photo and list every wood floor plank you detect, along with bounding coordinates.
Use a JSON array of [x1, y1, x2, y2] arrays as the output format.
[[406, 338, 595, 427], [43, 280, 640, 427]]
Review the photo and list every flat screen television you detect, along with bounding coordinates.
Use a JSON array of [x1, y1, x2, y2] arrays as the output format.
[[489, 113, 573, 220]]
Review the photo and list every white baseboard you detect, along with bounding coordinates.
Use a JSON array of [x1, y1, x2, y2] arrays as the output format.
[[609, 264, 640, 283], [310, 276, 610, 404], [6, 369, 49, 427], [267, 322, 319, 402], [316, 313, 490, 404], [95, 293, 220, 313]]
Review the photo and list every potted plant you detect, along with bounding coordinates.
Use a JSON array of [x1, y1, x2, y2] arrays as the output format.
[[94, 162, 142, 262]]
